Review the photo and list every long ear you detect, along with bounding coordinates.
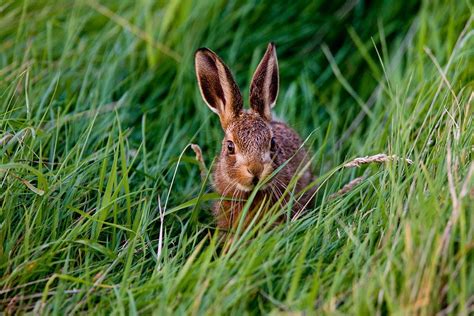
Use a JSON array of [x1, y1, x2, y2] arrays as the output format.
[[195, 48, 243, 129], [249, 43, 279, 121]]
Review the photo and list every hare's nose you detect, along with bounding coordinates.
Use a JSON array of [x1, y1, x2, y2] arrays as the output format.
[[247, 163, 263, 182], [247, 164, 263, 175], [252, 176, 259, 186]]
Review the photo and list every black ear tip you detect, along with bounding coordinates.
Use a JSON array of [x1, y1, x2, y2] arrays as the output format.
[[195, 47, 213, 56]]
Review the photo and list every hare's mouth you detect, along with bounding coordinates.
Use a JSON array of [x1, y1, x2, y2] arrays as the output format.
[[234, 163, 273, 192], [235, 181, 270, 192], [235, 183, 253, 192]]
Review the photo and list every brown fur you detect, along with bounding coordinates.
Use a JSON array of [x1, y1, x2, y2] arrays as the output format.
[[195, 43, 315, 232]]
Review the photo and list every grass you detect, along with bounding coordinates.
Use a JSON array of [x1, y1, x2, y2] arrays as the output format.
[[0, 0, 473, 314]]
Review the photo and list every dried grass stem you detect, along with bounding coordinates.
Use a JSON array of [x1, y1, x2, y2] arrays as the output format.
[[344, 154, 413, 168]]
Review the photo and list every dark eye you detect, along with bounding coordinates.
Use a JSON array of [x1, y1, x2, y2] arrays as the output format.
[[270, 137, 276, 151], [227, 140, 235, 154]]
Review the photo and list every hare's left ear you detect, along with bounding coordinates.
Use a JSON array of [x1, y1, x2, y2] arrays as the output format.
[[195, 48, 243, 129], [249, 43, 279, 121]]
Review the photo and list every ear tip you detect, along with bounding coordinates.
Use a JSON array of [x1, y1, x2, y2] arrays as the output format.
[[196, 47, 210, 52], [267, 43, 277, 57], [195, 47, 213, 58]]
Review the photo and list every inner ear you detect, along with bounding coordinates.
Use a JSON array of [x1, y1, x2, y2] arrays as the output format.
[[195, 48, 243, 129], [249, 43, 279, 121]]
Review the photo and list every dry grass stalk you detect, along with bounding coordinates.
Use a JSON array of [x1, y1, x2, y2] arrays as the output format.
[[344, 154, 413, 168], [0, 133, 13, 146], [3, 171, 45, 196], [191, 144, 208, 181], [330, 153, 413, 200], [328, 175, 367, 200]]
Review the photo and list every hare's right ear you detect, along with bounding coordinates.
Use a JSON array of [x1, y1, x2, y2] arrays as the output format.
[[195, 48, 243, 129], [249, 43, 279, 121]]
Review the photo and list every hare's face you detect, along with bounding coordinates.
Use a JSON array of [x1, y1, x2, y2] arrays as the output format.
[[222, 112, 275, 191]]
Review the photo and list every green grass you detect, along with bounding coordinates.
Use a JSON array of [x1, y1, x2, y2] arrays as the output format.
[[1, 0, 473, 314]]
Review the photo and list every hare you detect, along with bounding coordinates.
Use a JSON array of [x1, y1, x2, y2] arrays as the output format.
[[194, 43, 314, 232]]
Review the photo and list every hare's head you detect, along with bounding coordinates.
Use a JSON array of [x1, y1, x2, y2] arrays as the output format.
[[195, 43, 279, 191]]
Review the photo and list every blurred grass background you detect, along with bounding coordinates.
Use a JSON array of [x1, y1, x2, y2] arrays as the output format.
[[0, 0, 473, 314]]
